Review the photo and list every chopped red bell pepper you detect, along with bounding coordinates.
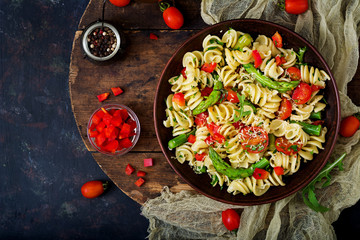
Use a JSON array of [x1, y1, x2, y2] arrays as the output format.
[[118, 109, 129, 121], [194, 112, 209, 127], [88, 129, 99, 138], [119, 123, 131, 138], [187, 134, 196, 144], [181, 67, 187, 79], [207, 122, 220, 136], [126, 118, 137, 131], [135, 178, 145, 187], [272, 31, 283, 48], [92, 114, 102, 125], [172, 92, 185, 106], [149, 33, 158, 40], [125, 164, 135, 175], [204, 135, 215, 145], [103, 140, 119, 153], [97, 92, 110, 102], [253, 168, 269, 179], [274, 166, 284, 176], [195, 153, 207, 161], [95, 132, 107, 146], [275, 55, 286, 66], [213, 133, 225, 144], [144, 158, 153, 167], [311, 84, 324, 92], [111, 116, 123, 127], [111, 87, 124, 96], [102, 113, 113, 126], [137, 171, 146, 177], [118, 138, 133, 148], [201, 62, 217, 73], [252, 50, 263, 68], [96, 121, 106, 133]]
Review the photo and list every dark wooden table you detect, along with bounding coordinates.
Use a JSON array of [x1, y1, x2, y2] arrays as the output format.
[[1, 0, 360, 239]]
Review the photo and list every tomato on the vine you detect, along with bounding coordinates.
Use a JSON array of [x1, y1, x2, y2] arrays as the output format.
[[222, 209, 240, 231], [109, 0, 131, 7], [275, 137, 303, 155], [239, 126, 268, 153], [81, 180, 109, 199]]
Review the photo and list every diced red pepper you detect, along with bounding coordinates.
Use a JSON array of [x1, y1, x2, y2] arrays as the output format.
[[201, 62, 217, 73], [252, 50, 263, 68], [95, 132, 107, 146], [274, 166, 284, 176], [253, 168, 269, 179], [172, 92, 185, 106], [213, 133, 225, 144], [149, 33, 158, 40], [195, 153, 207, 161], [103, 139, 119, 153], [96, 121, 106, 133], [111, 87, 124, 96], [118, 109, 129, 121], [125, 164, 135, 175], [135, 178, 145, 187], [88, 129, 99, 138], [201, 87, 213, 97], [226, 88, 239, 103], [194, 112, 209, 127], [126, 118, 137, 131], [97, 92, 110, 102], [118, 138, 133, 148], [204, 135, 215, 145], [111, 116, 123, 127], [275, 55, 286, 66], [119, 123, 131, 138], [144, 158, 153, 167], [181, 67, 187, 79], [89, 123, 97, 131], [92, 114, 102, 125], [207, 122, 220, 136], [137, 171, 146, 177], [104, 125, 115, 138], [187, 134, 196, 144], [102, 113, 113, 126], [232, 121, 245, 130], [272, 31, 283, 48]]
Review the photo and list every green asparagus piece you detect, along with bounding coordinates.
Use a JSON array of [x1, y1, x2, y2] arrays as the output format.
[[209, 147, 269, 180], [168, 129, 196, 150], [290, 120, 322, 136], [193, 81, 223, 115], [310, 111, 322, 120], [233, 33, 253, 51], [243, 63, 300, 93]]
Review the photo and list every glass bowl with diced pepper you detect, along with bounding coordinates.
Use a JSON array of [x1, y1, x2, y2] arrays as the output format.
[[87, 104, 140, 156]]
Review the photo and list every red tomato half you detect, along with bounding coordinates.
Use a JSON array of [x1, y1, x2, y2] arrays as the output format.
[[201, 62, 217, 73], [239, 126, 268, 153], [194, 112, 209, 127], [81, 180, 109, 199], [172, 92, 185, 106], [292, 82, 312, 105], [162, 7, 184, 30], [287, 67, 301, 81], [109, 0, 130, 7], [275, 137, 303, 155], [277, 98, 292, 120], [226, 88, 239, 103], [272, 31, 283, 48], [340, 116, 360, 137], [285, 0, 308, 15], [222, 209, 240, 231]]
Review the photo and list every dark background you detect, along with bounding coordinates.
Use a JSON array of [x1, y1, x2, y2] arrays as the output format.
[[0, 0, 359, 239]]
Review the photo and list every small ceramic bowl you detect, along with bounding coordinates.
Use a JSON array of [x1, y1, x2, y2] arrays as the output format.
[[87, 104, 140, 156], [81, 21, 122, 62]]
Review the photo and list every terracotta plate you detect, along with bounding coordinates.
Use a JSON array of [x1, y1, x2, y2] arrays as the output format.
[[153, 19, 340, 205]]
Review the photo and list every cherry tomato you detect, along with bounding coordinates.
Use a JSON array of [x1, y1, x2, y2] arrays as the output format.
[[272, 31, 283, 48], [172, 92, 185, 106], [222, 209, 240, 231], [226, 88, 239, 103], [194, 111, 209, 127], [285, 0, 308, 15], [340, 115, 360, 137], [161, 5, 184, 30], [277, 98, 292, 120], [252, 50, 262, 68], [275, 137, 303, 155], [201, 87, 213, 97], [239, 126, 268, 153], [292, 82, 312, 105], [109, 0, 131, 7], [201, 62, 217, 73], [274, 166, 284, 176], [287, 67, 301, 81], [253, 168, 269, 180], [81, 180, 109, 199]]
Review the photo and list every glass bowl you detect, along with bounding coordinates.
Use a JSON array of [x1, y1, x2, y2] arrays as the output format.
[[87, 104, 140, 156]]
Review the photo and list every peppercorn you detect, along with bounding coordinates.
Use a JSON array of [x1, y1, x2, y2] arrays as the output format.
[[87, 27, 117, 57]]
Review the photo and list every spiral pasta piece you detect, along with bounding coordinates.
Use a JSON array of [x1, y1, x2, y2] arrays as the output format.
[[208, 102, 239, 124], [253, 35, 280, 57], [203, 34, 225, 66], [266, 170, 286, 186], [191, 126, 210, 153], [228, 176, 271, 196], [269, 119, 309, 145], [301, 65, 330, 88], [232, 47, 254, 64], [217, 65, 240, 88], [298, 127, 327, 161], [278, 48, 297, 69], [260, 57, 284, 80], [175, 142, 195, 164], [224, 48, 241, 70], [268, 151, 300, 175], [182, 50, 204, 68], [222, 29, 242, 48]]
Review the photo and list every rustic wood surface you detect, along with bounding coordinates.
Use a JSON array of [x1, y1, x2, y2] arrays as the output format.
[[69, 0, 360, 205]]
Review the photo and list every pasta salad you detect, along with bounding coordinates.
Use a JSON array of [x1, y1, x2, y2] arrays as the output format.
[[163, 28, 330, 196]]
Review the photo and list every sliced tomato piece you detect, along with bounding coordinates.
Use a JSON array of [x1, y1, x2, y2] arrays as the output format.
[[97, 92, 110, 102], [111, 87, 124, 96], [287, 67, 301, 81], [125, 164, 135, 175], [104, 125, 115, 138], [292, 82, 312, 105], [137, 171, 146, 177], [119, 109, 129, 121], [181, 67, 187, 79], [272, 31, 283, 48], [201, 87, 213, 97], [252, 50, 262, 68], [274, 166, 284, 176], [194, 111, 209, 127], [277, 98, 292, 120], [275, 55, 286, 66], [195, 153, 207, 161], [149, 33, 158, 40], [275, 137, 303, 155], [201, 62, 217, 73], [239, 126, 268, 153], [134, 178, 145, 187], [91, 114, 102, 125], [187, 134, 196, 144], [226, 88, 239, 103], [118, 138, 133, 148], [172, 92, 185, 106], [213, 133, 225, 144], [207, 122, 220, 136], [253, 168, 269, 179]]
